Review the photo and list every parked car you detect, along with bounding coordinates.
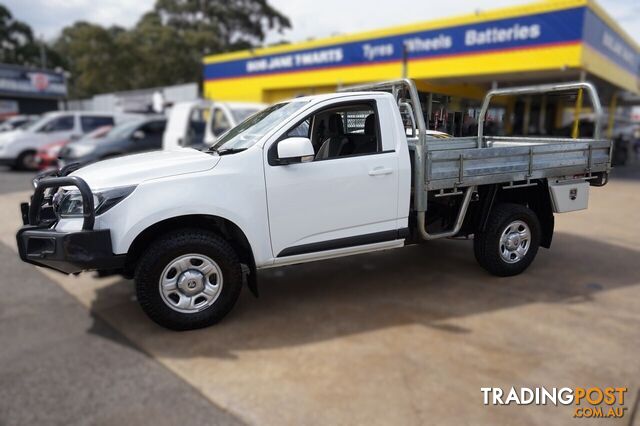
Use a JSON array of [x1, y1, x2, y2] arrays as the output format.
[[163, 100, 265, 150], [0, 111, 120, 170], [0, 115, 40, 132], [35, 125, 113, 171], [17, 80, 613, 331], [59, 117, 166, 168]]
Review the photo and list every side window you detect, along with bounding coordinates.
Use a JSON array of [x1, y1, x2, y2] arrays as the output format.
[[40, 115, 74, 133], [286, 118, 310, 138], [81, 116, 114, 132], [311, 104, 380, 161], [135, 121, 166, 149], [186, 109, 206, 147], [139, 121, 166, 137], [211, 108, 230, 137], [148, 120, 167, 135]]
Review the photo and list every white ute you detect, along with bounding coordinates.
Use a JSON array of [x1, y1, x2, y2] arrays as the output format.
[[17, 80, 613, 330], [162, 100, 266, 150]]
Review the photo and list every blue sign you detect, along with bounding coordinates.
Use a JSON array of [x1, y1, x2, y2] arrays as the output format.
[[582, 9, 640, 76], [0, 64, 67, 98], [204, 8, 587, 81]]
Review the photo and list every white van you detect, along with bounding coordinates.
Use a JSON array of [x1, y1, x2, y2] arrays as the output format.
[[0, 111, 120, 170]]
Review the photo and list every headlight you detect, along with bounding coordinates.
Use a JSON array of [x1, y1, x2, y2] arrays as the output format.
[[56, 185, 136, 218], [68, 143, 96, 157]]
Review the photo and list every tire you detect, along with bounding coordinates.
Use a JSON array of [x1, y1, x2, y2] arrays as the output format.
[[473, 203, 541, 277], [135, 229, 242, 330], [14, 150, 37, 171]]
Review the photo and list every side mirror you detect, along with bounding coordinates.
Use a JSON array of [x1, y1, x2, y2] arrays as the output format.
[[277, 137, 314, 164], [132, 130, 145, 140]]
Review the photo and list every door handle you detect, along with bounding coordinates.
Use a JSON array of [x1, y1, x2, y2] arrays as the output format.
[[368, 167, 393, 176]]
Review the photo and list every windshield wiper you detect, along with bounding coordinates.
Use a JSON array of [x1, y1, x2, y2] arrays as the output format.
[[209, 147, 248, 156]]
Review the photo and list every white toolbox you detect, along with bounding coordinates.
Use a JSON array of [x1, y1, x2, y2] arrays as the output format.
[[548, 179, 590, 213]]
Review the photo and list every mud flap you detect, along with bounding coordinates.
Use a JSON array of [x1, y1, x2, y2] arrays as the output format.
[[247, 269, 259, 298], [242, 263, 259, 298]]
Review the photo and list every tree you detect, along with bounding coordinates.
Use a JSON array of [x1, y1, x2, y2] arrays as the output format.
[[154, 0, 291, 54], [119, 12, 200, 87], [0, 4, 34, 64], [54, 0, 291, 97], [0, 4, 62, 68], [53, 22, 130, 97]]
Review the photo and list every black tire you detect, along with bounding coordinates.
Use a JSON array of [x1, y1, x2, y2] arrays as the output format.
[[473, 203, 541, 277], [14, 150, 37, 171], [135, 229, 242, 330]]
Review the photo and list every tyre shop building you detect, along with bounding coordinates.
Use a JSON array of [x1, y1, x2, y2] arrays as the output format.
[[202, 0, 639, 137]]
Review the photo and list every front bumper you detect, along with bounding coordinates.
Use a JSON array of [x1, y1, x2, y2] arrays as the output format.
[[16, 175, 124, 274], [16, 225, 125, 274]]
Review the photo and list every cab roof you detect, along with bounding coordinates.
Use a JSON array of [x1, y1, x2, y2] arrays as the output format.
[[284, 91, 390, 105]]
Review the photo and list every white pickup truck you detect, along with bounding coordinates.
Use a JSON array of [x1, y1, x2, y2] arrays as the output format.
[[17, 80, 612, 330], [162, 100, 266, 150]]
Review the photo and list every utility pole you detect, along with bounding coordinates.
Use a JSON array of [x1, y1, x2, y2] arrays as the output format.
[[401, 45, 408, 79], [39, 35, 47, 68]]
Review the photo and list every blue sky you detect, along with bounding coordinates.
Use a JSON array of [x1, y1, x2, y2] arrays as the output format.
[[5, 0, 640, 46]]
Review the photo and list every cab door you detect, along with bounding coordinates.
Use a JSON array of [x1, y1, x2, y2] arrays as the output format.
[[264, 100, 401, 258]]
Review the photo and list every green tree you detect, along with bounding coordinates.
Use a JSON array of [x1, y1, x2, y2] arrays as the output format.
[[0, 4, 34, 64], [154, 0, 291, 53], [54, 22, 130, 97], [119, 12, 200, 87], [0, 4, 62, 68], [54, 0, 291, 97]]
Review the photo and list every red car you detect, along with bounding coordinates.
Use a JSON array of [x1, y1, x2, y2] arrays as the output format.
[[35, 125, 112, 170]]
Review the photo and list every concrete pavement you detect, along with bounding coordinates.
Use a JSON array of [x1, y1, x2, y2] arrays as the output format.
[[0, 168, 242, 425], [0, 166, 36, 194]]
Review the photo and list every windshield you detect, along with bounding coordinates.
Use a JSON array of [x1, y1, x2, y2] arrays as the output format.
[[231, 107, 262, 123], [22, 113, 56, 132], [212, 101, 308, 151], [18, 117, 38, 129]]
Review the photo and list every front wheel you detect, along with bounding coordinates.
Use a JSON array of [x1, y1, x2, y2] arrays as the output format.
[[135, 229, 242, 330], [473, 203, 541, 277], [14, 150, 37, 171]]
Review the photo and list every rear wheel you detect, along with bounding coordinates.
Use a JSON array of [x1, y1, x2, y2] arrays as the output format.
[[135, 229, 242, 330], [474, 203, 541, 276]]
